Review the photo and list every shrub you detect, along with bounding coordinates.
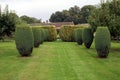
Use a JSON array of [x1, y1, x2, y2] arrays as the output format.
[[43, 29, 49, 41], [39, 28, 46, 44], [59, 25, 81, 42], [95, 27, 111, 58], [74, 28, 83, 45], [15, 24, 34, 56], [42, 25, 57, 41], [32, 26, 42, 47], [41, 29, 49, 41], [40, 29, 45, 43], [82, 27, 93, 48]]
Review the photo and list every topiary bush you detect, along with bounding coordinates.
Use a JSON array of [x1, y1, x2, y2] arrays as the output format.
[[82, 27, 93, 48], [43, 29, 49, 41], [39, 28, 46, 44], [42, 28, 49, 41], [59, 25, 81, 42], [59, 25, 72, 42], [42, 25, 57, 41], [15, 24, 34, 56], [32, 26, 42, 47], [74, 28, 83, 45], [41, 28, 45, 43], [95, 27, 111, 58]]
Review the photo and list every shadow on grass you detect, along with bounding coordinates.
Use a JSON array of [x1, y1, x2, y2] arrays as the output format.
[[110, 48, 120, 52], [0, 40, 14, 43], [86, 48, 98, 58]]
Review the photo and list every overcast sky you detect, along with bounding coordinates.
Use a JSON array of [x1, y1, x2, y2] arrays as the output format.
[[0, 0, 101, 21]]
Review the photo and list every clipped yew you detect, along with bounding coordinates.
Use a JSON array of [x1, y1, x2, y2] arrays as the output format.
[[95, 27, 111, 58], [39, 28, 45, 44], [15, 24, 34, 56], [32, 26, 42, 47], [42, 25, 57, 41], [82, 27, 93, 48], [74, 28, 83, 45], [43, 29, 49, 41], [59, 25, 80, 42]]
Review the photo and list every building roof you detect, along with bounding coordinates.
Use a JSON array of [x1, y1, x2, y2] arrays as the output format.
[[29, 22, 74, 29], [41, 22, 74, 29]]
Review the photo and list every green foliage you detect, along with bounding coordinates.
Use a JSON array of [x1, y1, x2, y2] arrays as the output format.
[[49, 5, 95, 24], [88, 0, 120, 39], [74, 28, 83, 45], [109, 0, 120, 15], [39, 28, 45, 44], [59, 25, 81, 42], [31, 26, 50, 43], [88, 3, 110, 32], [49, 11, 64, 22], [0, 5, 20, 40], [88, 8, 101, 32], [15, 23, 34, 56], [20, 15, 41, 24], [95, 27, 111, 58], [80, 5, 96, 23], [43, 29, 49, 41], [32, 26, 42, 47], [59, 25, 72, 42], [109, 16, 120, 39], [40, 28, 47, 43], [42, 25, 57, 41], [82, 27, 93, 48]]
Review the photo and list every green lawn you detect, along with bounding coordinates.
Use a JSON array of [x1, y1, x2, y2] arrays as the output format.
[[0, 40, 120, 80]]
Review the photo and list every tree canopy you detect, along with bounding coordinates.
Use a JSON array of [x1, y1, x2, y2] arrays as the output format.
[[49, 5, 95, 25], [0, 5, 20, 40], [20, 15, 41, 24], [88, 0, 120, 40]]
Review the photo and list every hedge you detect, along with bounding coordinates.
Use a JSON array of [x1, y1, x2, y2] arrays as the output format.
[[59, 25, 82, 42], [42, 25, 57, 41]]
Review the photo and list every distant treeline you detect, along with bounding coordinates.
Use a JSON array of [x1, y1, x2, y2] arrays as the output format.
[[49, 5, 95, 24]]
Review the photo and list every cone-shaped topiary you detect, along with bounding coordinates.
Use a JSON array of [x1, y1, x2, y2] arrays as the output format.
[[82, 27, 93, 48], [95, 27, 111, 58], [15, 23, 34, 56], [74, 28, 83, 45], [32, 26, 42, 47]]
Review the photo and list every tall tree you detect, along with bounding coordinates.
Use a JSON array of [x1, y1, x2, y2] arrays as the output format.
[[49, 5, 95, 24], [88, 0, 120, 40], [0, 5, 20, 40], [80, 5, 95, 23], [108, 0, 120, 39], [20, 15, 41, 24], [50, 11, 63, 22]]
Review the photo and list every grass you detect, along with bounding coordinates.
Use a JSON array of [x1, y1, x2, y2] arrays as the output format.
[[0, 40, 120, 80]]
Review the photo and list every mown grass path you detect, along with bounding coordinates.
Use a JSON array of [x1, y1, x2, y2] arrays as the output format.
[[0, 40, 120, 80]]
